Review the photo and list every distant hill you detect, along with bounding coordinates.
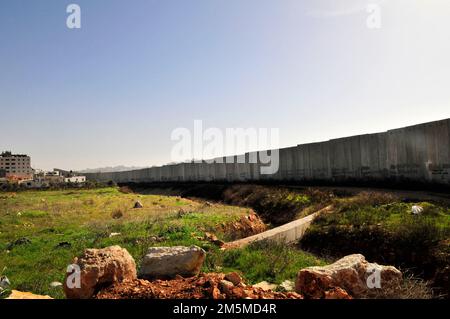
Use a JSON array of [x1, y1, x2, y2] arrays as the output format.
[[78, 166, 147, 173]]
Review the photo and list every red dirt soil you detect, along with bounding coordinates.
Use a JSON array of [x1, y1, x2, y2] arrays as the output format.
[[96, 273, 302, 299]]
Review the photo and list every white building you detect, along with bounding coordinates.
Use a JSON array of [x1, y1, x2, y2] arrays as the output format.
[[43, 170, 64, 184]]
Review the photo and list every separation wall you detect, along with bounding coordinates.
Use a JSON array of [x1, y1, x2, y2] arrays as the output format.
[[83, 119, 450, 185]]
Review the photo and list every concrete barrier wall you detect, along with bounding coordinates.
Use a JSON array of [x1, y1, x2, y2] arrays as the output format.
[[84, 119, 450, 185]]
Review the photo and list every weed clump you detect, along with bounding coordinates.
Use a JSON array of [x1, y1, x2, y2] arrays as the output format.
[[111, 209, 124, 219]]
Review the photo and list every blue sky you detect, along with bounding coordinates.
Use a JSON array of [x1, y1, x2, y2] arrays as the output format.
[[1, 0, 449, 170]]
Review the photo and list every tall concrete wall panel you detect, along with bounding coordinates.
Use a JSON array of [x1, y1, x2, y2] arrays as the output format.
[[84, 119, 450, 185]]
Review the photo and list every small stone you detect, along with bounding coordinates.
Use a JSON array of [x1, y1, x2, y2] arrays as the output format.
[[211, 286, 221, 299], [196, 277, 207, 286], [225, 272, 242, 286], [109, 232, 121, 238], [324, 287, 352, 299], [50, 281, 63, 288], [286, 292, 303, 299], [0, 276, 11, 289], [253, 281, 277, 291], [219, 280, 234, 296], [134, 201, 143, 209], [279, 280, 294, 292]]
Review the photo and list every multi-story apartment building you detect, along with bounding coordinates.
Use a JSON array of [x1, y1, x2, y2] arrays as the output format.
[[0, 151, 34, 179]]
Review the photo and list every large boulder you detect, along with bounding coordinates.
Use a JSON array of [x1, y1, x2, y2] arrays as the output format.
[[64, 245, 137, 299], [295, 254, 402, 298], [139, 246, 206, 279]]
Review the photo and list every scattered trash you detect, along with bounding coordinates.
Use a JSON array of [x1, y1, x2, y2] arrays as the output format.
[[253, 281, 277, 291], [50, 281, 63, 288], [109, 232, 121, 238], [411, 205, 424, 215]]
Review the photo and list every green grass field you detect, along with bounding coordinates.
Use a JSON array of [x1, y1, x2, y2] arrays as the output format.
[[0, 187, 324, 298]]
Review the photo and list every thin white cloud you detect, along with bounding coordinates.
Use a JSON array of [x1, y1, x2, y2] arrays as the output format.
[[307, 0, 386, 18]]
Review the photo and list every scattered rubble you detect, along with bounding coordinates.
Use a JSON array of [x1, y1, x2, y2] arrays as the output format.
[[295, 254, 402, 299], [324, 287, 352, 299], [224, 272, 243, 286], [54, 247, 404, 299], [148, 235, 165, 243], [50, 281, 63, 288], [64, 245, 137, 299], [253, 281, 278, 291], [96, 273, 303, 299], [139, 246, 206, 279]]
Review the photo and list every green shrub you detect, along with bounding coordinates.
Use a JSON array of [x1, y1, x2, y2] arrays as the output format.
[[335, 191, 399, 212]]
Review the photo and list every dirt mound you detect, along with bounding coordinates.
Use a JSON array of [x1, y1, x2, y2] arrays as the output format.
[[223, 185, 333, 225], [221, 213, 267, 240], [96, 273, 302, 299]]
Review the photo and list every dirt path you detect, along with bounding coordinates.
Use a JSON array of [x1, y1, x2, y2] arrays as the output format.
[[224, 205, 333, 249]]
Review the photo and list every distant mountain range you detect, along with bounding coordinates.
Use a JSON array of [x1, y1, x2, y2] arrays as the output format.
[[78, 166, 147, 173]]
